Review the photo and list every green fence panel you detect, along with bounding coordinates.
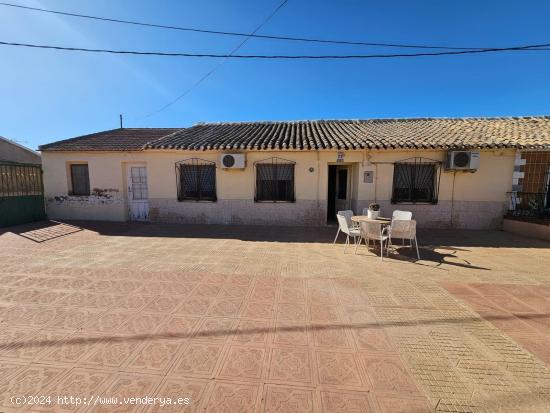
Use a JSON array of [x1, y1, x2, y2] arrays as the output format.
[[0, 162, 46, 227], [0, 195, 46, 227]]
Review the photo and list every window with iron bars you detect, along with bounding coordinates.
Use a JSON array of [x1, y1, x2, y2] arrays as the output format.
[[391, 158, 440, 204], [255, 158, 295, 202], [175, 158, 217, 202]]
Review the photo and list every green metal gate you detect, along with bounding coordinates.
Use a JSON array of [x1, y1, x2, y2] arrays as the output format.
[[0, 161, 46, 227]]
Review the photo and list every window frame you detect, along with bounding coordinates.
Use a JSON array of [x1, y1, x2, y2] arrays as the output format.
[[69, 163, 90, 196], [175, 158, 217, 202], [254, 157, 296, 203], [391, 158, 441, 204]]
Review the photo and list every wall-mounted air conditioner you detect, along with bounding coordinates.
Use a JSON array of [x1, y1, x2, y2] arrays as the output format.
[[220, 154, 246, 169], [445, 151, 480, 171]]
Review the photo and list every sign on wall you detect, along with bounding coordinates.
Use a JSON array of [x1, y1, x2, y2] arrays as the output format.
[[363, 171, 374, 183], [336, 152, 345, 162]]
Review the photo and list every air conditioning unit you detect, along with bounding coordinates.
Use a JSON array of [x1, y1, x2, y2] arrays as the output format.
[[445, 151, 480, 171], [220, 153, 246, 169]]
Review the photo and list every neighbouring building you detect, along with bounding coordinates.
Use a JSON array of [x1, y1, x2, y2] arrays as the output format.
[[39, 117, 550, 229], [0, 136, 44, 227], [0, 135, 41, 164]]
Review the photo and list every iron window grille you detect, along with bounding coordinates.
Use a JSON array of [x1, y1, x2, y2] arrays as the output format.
[[391, 157, 441, 204], [70, 164, 90, 196], [175, 158, 217, 202], [254, 157, 296, 202]]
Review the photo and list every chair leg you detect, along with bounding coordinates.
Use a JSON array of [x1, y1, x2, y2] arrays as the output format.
[[354, 237, 362, 254], [344, 235, 349, 253], [333, 228, 340, 244], [414, 235, 420, 260], [380, 237, 383, 261]]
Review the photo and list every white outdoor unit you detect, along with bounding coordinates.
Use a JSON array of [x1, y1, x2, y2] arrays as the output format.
[[220, 153, 246, 169], [445, 151, 480, 171]]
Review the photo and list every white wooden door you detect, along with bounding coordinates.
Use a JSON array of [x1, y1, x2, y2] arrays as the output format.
[[127, 165, 149, 221]]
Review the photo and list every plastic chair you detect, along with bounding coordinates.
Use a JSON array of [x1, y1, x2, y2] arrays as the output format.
[[335, 213, 360, 253], [388, 219, 420, 259], [392, 210, 412, 221], [355, 220, 390, 261], [333, 210, 357, 244]]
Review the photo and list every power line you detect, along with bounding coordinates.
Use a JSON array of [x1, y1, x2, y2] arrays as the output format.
[[1, 40, 549, 58], [142, 0, 289, 118], [0, 1, 501, 51]]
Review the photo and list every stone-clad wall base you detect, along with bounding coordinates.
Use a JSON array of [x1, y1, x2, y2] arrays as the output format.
[[355, 200, 507, 229], [149, 198, 326, 226], [46, 196, 126, 222]]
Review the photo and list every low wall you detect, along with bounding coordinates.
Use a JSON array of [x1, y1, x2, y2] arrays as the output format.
[[44, 196, 508, 229], [354, 200, 507, 229], [46, 194, 126, 222], [502, 218, 550, 241], [148, 199, 326, 226]]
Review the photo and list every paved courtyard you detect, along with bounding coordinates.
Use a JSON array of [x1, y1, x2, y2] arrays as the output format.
[[0, 220, 549, 412]]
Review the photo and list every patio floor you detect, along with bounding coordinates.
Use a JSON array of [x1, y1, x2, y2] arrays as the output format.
[[0, 220, 550, 412]]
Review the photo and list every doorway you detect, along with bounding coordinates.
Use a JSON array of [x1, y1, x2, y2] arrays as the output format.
[[327, 165, 351, 223], [127, 165, 149, 221]]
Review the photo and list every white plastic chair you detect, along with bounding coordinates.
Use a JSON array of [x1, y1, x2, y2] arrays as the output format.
[[388, 219, 420, 259], [333, 210, 357, 244], [335, 214, 360, 253], [362, 207, 369, 216], [355, 221, 390, 261], [392, 210, 413, 221]]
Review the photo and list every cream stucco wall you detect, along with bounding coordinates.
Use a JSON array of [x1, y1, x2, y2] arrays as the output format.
[[41, 149, 515, 228]]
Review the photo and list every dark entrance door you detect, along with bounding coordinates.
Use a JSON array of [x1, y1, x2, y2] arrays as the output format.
[[327, 165, 351, 223], [0, 162, 46, 227], [327, 165, 337, 222]]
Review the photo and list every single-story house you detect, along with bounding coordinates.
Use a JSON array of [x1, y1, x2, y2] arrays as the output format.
[[39, 117, 550, 229]]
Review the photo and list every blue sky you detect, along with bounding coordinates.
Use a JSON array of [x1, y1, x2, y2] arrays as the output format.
[[1, 0, 550, 149]]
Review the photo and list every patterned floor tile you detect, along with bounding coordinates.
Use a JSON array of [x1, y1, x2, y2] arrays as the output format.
[[124, 340, 182, 373], [193, 317, 236, 342], [315, 351, 365, 388], [218, 346, 266, 381], [203, 381, 261, 413], [262, 384, 314, 413], [353, 327, 394, 352], [268, 347, 313, 385], [276, 303, 307, 321], [207, 299, 244, 318], [91, 373, 161, 413], [143, 296, 187, 313], [273, 321, 309, 346], [147, 377, 210, 412], [190, 284, 221, 298], [157, 315, 200, 338], [175, 297, 214, 316], [32, 368, 113, 412], [279, 287, 306, 303], [83, 340, 140, 369], [232, 319, 271, 346], [359, 352, 421, 395], [376, 395, 431, 413], [241, 301, 275, 320], [319, 390, 375, 413], [170, 342, 225, 378]]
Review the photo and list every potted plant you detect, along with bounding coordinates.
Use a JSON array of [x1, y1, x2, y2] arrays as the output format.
[[367, 203, 380, 220]]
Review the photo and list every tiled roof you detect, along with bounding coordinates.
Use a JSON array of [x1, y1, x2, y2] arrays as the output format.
[[39, 128, 181, 151], [147, 117, 550, 150], [40, 117, 550, 152]]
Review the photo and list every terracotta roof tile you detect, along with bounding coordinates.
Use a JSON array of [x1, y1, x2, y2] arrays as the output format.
[[39, 128, 181, 151], [40, 117, 550, 152]]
